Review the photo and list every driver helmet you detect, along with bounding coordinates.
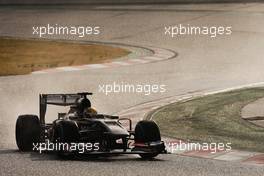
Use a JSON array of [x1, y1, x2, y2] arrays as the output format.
[[76, 97, 91, 114], [84, 107, 98, 114]]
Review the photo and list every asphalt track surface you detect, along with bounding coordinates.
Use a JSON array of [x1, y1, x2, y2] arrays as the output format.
[[1, 3, 264, 176]]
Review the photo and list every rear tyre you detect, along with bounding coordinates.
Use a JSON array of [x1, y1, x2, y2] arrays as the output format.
[[135, 120, 161, 159], [16, 115, 40, 151]]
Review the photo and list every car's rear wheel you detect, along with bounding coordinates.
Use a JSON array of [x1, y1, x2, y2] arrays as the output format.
[[135, 120, 161, 159], [16, 115, 41, 151]]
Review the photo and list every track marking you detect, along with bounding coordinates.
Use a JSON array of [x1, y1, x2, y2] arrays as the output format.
[[85, 64, 109, 69], [56, 67, 81, 71], [31, 44, 177, 75]]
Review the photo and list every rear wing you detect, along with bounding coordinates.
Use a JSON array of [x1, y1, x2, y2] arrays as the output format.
[[39, 92, 92, 124]]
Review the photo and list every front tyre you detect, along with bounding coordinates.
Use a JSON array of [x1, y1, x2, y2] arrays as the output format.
[[135, 120, 161, 159], [54, 121, 79, 158], [15, 115, 41, 151], [139, 153, 158, 159]]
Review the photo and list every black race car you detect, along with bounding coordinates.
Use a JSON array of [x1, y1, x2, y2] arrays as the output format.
[[15, 92, 166, 159]]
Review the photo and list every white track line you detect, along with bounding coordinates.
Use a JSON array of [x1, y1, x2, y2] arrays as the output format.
[[111, 61, 132, 66], [143, 56, 164, 61], [56, 67, 81, 71], [31, 45, 176, 74], [84, 64, 109, 69], [129, 59, 150, 63]]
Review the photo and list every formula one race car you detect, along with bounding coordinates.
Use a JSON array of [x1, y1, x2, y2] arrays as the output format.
[[15, 92, 166, 159]]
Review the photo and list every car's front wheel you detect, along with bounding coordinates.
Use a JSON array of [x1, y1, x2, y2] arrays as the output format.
[[54, 120, 79, 158], [134, 120, 162, 159]]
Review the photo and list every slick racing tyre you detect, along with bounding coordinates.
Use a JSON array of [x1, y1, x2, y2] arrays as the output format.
[[54, 121, 79, 143], [54, 120, 79, 158], [16, 115, 41, 151], [135, 120, 161, 159]]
